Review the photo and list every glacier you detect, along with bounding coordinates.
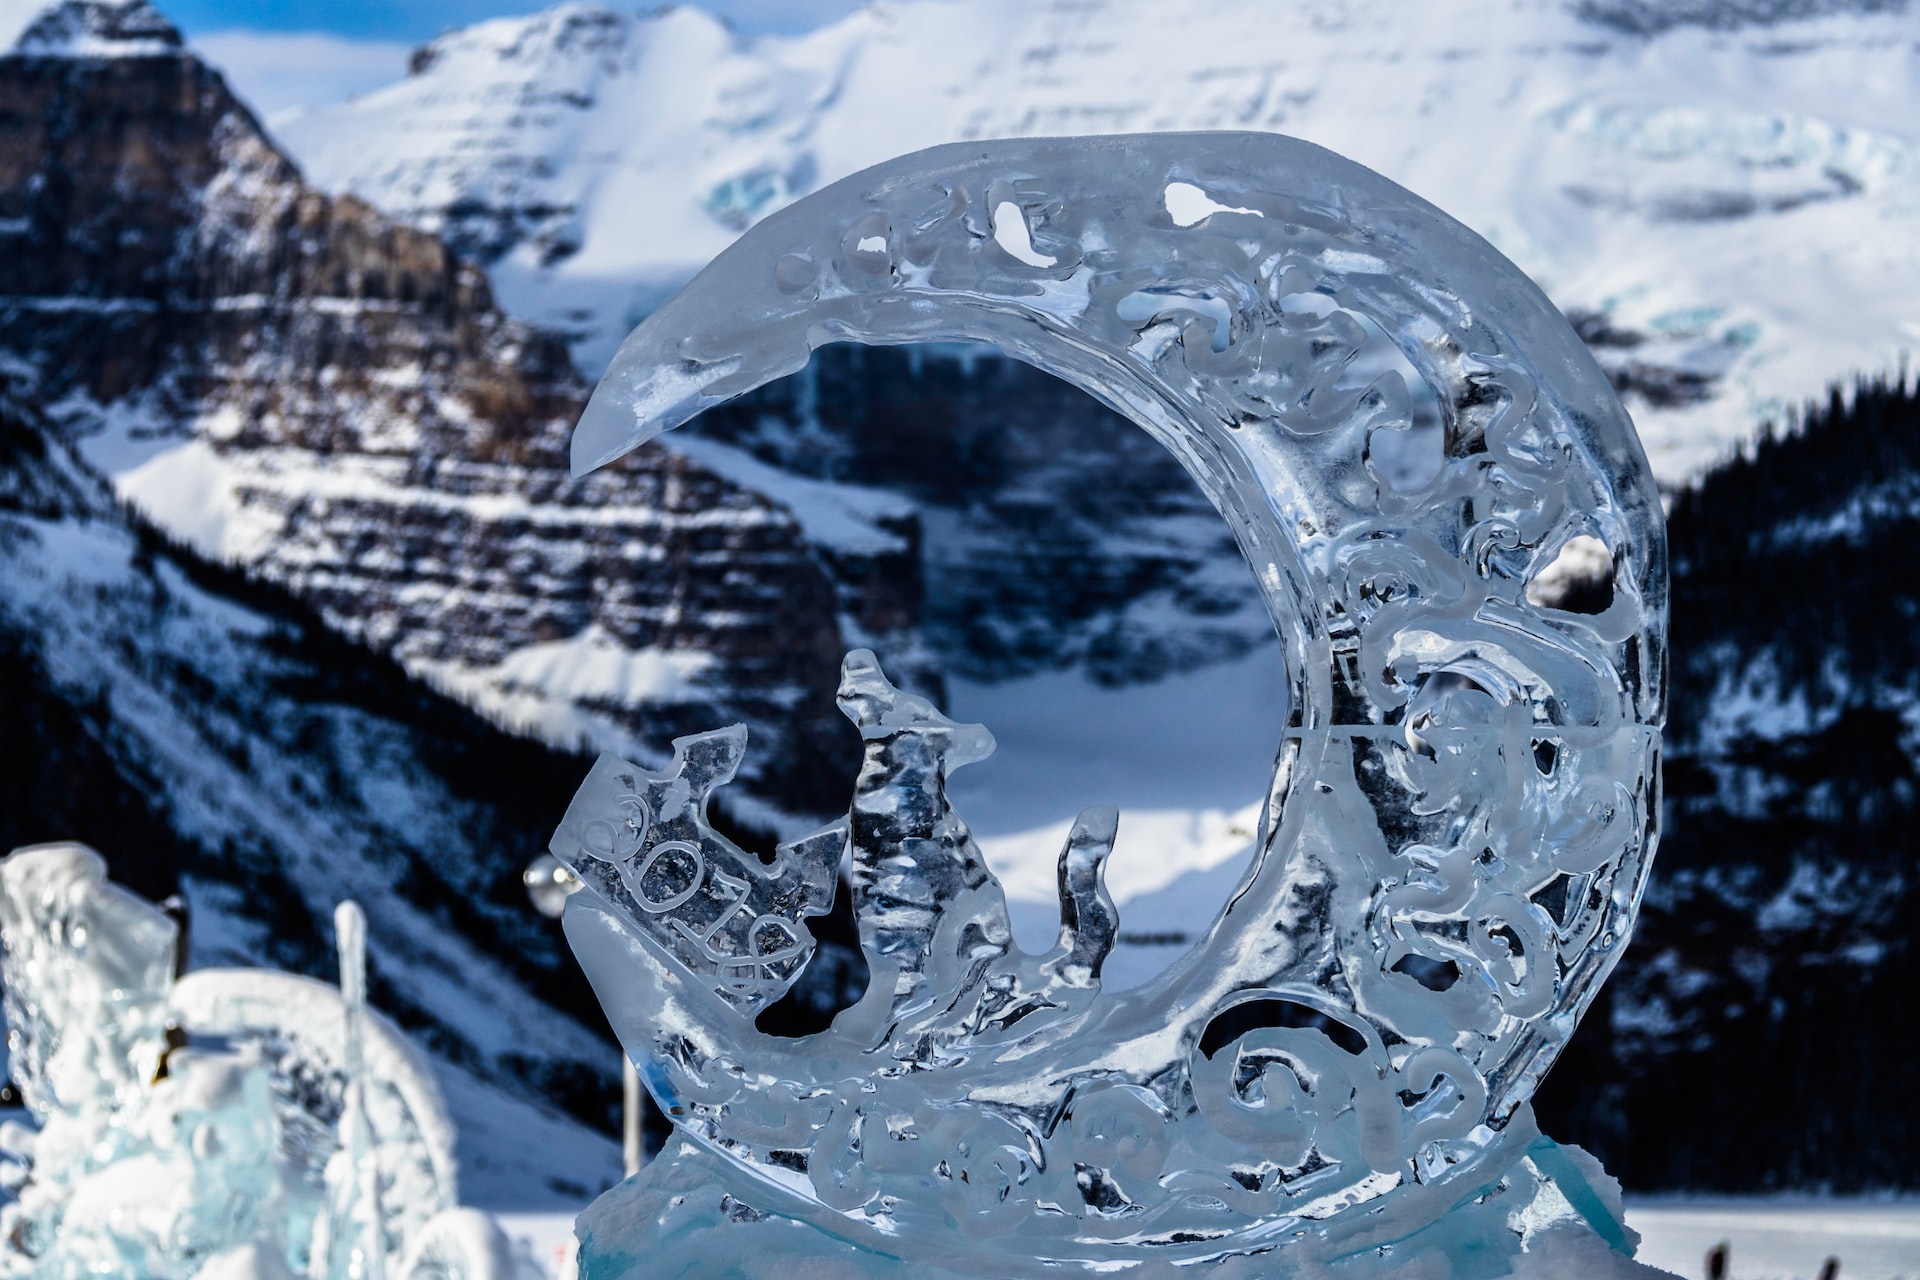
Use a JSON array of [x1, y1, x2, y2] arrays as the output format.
[[269, 0, 1920, 487]]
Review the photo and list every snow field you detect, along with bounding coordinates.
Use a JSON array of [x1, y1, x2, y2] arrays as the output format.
[[486, 1200, 1920, 1280], [942, 647, 1291, 993], [1626, 1199, 1920, 1280]]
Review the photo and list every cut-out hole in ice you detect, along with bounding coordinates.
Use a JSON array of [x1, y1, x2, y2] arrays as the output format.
[[1526, 534, 1616, 613], [1164, 180, 1262, 227], [1117, 287, 1236, 352], [991, 199, 1057, 267]]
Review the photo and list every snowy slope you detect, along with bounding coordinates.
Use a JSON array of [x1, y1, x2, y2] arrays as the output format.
[[945, 650, 1281, 987], [18, 0, 1915, 957], [1624, 1198, 1920, 1280], [494, 1199, 1920, 1280], [277, 0, 1920, 484], [0, 394, 622, 1203]]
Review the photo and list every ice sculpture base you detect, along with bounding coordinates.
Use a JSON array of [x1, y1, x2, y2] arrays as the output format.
[[576, 1110, 1678, 1280]]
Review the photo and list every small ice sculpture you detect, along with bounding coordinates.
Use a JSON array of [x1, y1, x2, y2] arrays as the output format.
[[557, 132, 1669, 1277], [0, 844, 524, 1280]]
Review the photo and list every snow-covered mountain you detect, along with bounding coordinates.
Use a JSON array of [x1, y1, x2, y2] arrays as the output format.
[[0, 0, 900, 814], [14, 0, 1917, 954], [256, 0, 1920, 926], [274, 0, 1920, 485], [0, 0, 1285, 835]]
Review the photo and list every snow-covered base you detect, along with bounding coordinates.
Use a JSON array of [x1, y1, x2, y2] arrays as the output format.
[[566, 1128, 1674, 1280], [1627, 1199, 1920, 1280], [434, 1066, 621, 1215], [505, 1196, 1920, 1280]]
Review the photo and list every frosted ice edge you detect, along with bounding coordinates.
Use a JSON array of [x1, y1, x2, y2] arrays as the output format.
[[0, 844, 522, 1280]]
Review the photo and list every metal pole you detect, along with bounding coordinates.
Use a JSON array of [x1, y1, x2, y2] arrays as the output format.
[[622, 1056, 643, 1178]]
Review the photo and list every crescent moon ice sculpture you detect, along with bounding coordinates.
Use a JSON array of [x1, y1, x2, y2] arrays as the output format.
[[551, 132, 1668, 1278]]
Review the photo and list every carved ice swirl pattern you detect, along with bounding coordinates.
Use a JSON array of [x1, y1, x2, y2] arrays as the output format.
[[552, 132, 1666, 1272]]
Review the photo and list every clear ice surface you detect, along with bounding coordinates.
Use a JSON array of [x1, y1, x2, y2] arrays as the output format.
[[0, 844, 529, 1280], [555, 132, 1669, 1276]]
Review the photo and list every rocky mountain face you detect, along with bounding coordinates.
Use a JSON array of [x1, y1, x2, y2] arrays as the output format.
[[1574, 0, 1907, 33], [0, 0, 881, 813], [247, 0, 1920, 764], [1533, 374, 1920, 1190], [22, 0, 1913, 802], [679, 346, 1270, 686]]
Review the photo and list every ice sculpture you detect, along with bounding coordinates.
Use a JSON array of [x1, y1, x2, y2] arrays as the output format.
[[0, 844, 525, 1280], [557, 131, 1668, 1276]]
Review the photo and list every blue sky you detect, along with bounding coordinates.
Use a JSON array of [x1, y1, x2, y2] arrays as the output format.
[[168, 0, 864, 42], [163, 0, 865, 119]]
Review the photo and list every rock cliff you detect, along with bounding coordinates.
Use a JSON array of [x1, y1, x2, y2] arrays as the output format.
[[0, 0, 882, 812]]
